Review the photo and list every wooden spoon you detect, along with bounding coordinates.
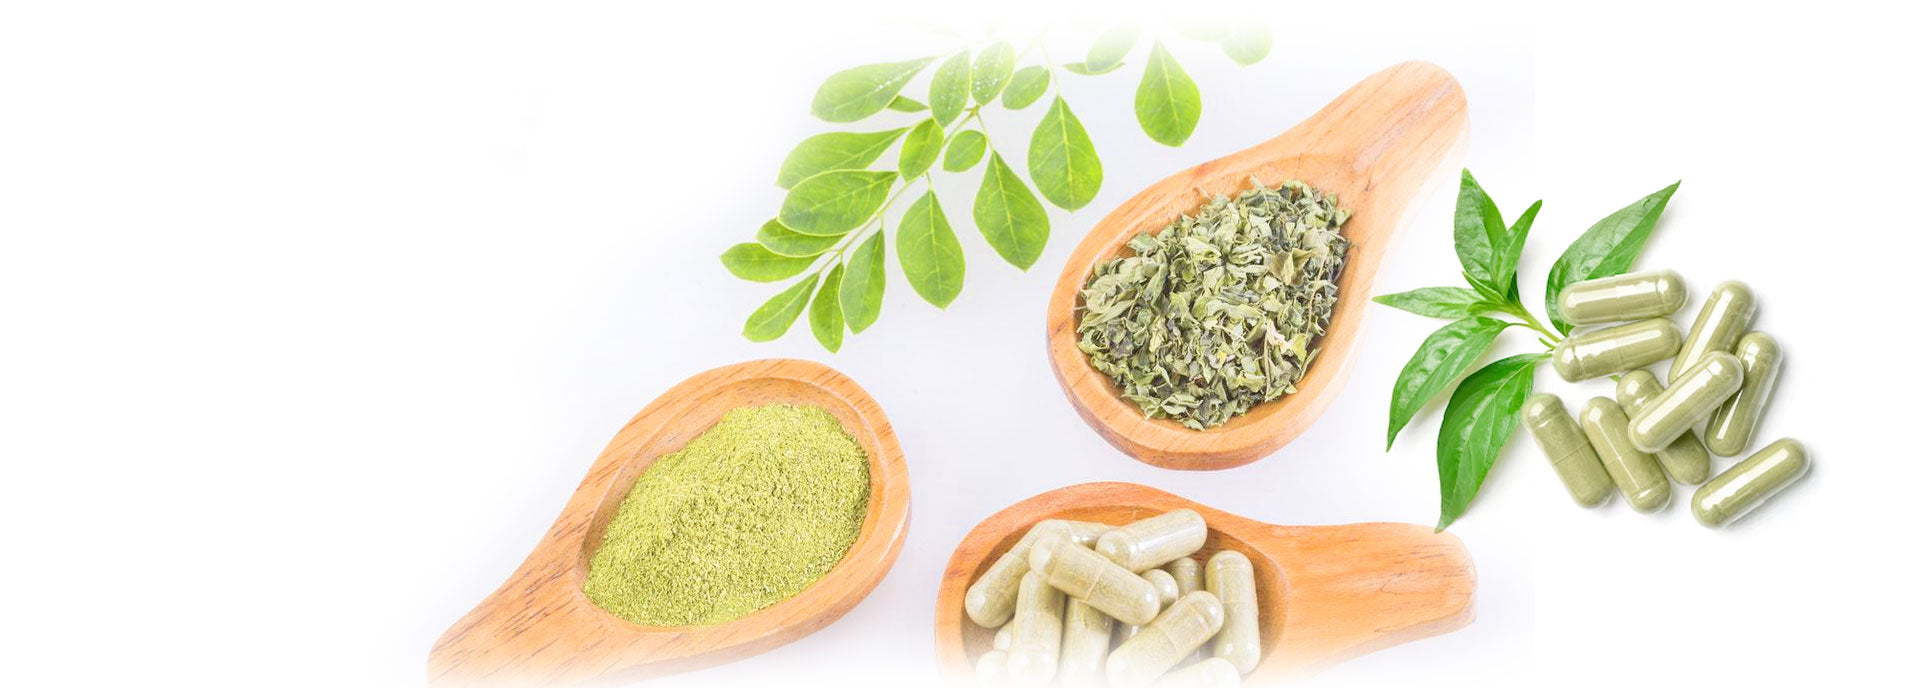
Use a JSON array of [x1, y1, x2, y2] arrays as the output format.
[[1046, 61, 1469, 469], [934, 482, 1474, 684], [428, 359, 910, 686]]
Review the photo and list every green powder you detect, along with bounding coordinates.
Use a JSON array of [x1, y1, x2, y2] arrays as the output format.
[[583, 403, 871, 626]]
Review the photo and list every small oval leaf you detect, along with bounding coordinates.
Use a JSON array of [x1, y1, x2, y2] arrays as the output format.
[[775, 129, 907, 189], [778, 170, 897, 235], [974, 152, 1051, 269], [971, 42, 1015, 103], [897, 119, 943, 181], [721, 242, 818, 282], [839, 233, 886, 332], [809, 264, 845, 352], [929, 52, 971, 126], [756, 219, 844, 257], [1221, 22, 1273, 66], [1387, 316, 1510, 450], [1001, 66, 1050, 110], [1134, 41, 1201, 146], [810, 57, 935, 123], [1084, 22, 1139, 73], [896, 191, 965, 308], [1028, 96, 1102, 211], [742, 272, 820, 341], [887, 95, 928, 112], [943, 130, 987, 172], [1436, 354, 1542, 530]]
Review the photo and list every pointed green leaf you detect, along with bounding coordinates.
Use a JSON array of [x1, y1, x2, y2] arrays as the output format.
[[809, 264, 845, 352], [742, 272, 820, 341], [1545, 181, 1682, 333], [1374, 286, 1488, 320], [756, 219, 844, 257], [1134, 41, 1201, 146], [1027, 96, 1102, 211], [1084, 22, 1139, 73], [929, 52, 971, 126], [887, 95, 928, 112], [810, 57, 935, 123], [839, 233, 886, 332], [971, 42, 1015, 103], [775, 129, 906, 189], [1063, 61, 1123, 76], [1453, 169, 1507, 295], [1493, 200, 1541, 302], [943, 130, 987, 172], [897, 191, 965, 307], [897, 119, 943, 181], [778, 170, 896, 235], [1388, 316, 1510, 450], [1221, 22, 1273, 65], [1436, 354, 1543, 530], [1001, 66, 1050, 110], [721, 242, 818, 282], [974, 152, 1050, 269]]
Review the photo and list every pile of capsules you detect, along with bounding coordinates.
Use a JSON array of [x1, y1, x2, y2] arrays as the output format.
[[963, 510, 1256, 687], [1525, 270, 1809, 526]]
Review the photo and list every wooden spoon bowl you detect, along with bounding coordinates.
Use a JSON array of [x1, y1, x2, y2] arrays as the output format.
[[1046, 61, 1469, 469], [934, 482, 1474, 684], [428, 359, 910, 686]]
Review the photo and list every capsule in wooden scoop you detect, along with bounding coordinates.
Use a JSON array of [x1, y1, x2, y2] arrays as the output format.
[[1056, 598, 1114, 686], [1706, 332, 1783, 457], [1671, 281, 1757, 383], [975, 650, 1010, 686], [1556, 269, 1688, 325], [1693, 438, 1810, 527], [1030, 535, 1163, 625], [1580, 397, 1671, 512], [1167, 556, 1202, 595], [965, 519, 1110, 627], [1521, 393, 1614, 507], [1106, 591, 1226, 687], [1115, 569, 1179, 643], [1004, 571, 1064, 685], [1552, 318, 1683, 382], [1156, 657, 1243, 688], [1205, 549, 1261, 674], [1628, 350, 1743, 452], [1615, 370, 1713, 485], [1096, 509, 1209, 572]]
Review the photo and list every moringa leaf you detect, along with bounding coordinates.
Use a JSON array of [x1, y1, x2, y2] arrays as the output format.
[[943, 130, 987, 172], [742, 272, 820, 341], [1453, 169, 1507, 297], [839, 233, 886, 332], [1545, 181, 1682, 333], [1374, 286, 1488, 319], [974, 152, 1050, 269], [810, 57, 935, 123], [778, 170, 896, 235], [1063, 61, 1123, 76], [1134, 41, 1201, 147], [1220, 22, 1273, 65], [929, 52, 971, 126], [971, 42, 1015, 103], [897, 191, 965, 307], [809, 264, 845, 352], [756, 219, 844, 257], [721, 242, 818, 282], [1028, 96, 1101, 211], [1388, 316, 1510, 450], [1084, 22, 1139, 73], [1001, 66, 1050, 110], [887, 95, 928, 112], [897, 118, 943, 181], [775, 128, 907, 189], [1435, 353, 1543, 530]]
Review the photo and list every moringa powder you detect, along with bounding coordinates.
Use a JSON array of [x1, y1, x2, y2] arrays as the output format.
[[584, 403, 870, 626]]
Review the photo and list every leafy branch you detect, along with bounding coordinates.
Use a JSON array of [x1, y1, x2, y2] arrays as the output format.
[[721, 21, 1275, 350]]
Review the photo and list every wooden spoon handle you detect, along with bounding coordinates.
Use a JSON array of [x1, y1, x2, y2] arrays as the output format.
[[1269, 60, 1468, 187]]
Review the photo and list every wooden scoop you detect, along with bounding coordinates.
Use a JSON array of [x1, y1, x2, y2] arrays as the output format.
[[1046, 61, 1469, 469], [934, 482, 1475, 684], [428, 359, 910, 686]]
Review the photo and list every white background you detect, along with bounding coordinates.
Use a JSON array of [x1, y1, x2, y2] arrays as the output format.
[[3, 0, 1915, 693]]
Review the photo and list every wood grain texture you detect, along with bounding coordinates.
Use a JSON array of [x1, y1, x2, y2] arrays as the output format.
[[934, 482, 1475, 685], [1046, 61, 1470, 469], [427, 359, 910, 686]]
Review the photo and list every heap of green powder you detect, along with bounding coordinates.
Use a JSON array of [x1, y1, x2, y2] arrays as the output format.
[[583, 403, 871, 627]]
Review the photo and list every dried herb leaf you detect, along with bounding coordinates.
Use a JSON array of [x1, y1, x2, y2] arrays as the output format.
[[1001, 66, 1050, 110], [775, 128, 908, 190], [1544, 181, 1682, 333], [1435, 354, 1542, 531], [929, 52, 971, 126], [778, 170, 896, 235], [810, 57, 935, 123], [1135, 41, 1201, 147], [1387, 316, 1509, 450], [1028, 96, 1102, 211], [897, 119, 943, 181], [722, 242, 819, 282], [896, 191, 965, 307], [974, 152, 1051, 269], [839, 233, 886, 332], [809, 264, 845, 352], [742, 272, 820, 341], [943, 130, 987, 172]]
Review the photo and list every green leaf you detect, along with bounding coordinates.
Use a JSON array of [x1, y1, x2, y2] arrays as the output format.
[[1374, 286, 1487, 320], [1453, 169, 1507, 296], [974, 152, 1051, 269], [943, 130, 987, 172], [775, 129, 907, 189], [1545, 181, 1682, 333], [929, 52, 971, 126], [897, 191, 965, 307], [897, 119, 943, 181], [1063, 61, 1123, 76], [887, 95, 928, 112], [971, 42, 1015, 103], [742, 272, 820, 341], [1221, 22, 1274, 65], [839, 233, 886, 332], [721, 242, 818, 282], [809, 264, 845, 352], [1001, 66, 1050, 110], [1494, 200, 1541, 303], [1027, 96, 1102, 211], [1387, 316, 1510, 450], [1435, 353, 1543, 530], [810, 57, 935, 123], [778, 170, 897, 235], [1134, 41, 1201, 147], [756, 219, 843, 257], [1084, 22, 1139, 73]]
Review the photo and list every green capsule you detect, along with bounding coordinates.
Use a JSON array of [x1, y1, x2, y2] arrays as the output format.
[[1056, 598, 1114, 686], [1106, 591, 1225, 687], [1004, 571, 1064, 686], [1166, 556, 1202, 596], [1552, 318, 1683, 381], [1556, 269, 1688, 325], [1670, 281, 1757, 383], [1095, 509, 1208, 572], [1627, 350, 1742, 452], [1155, 657, 1243, 688], [1205, 550, 1260, 674], [1117, 569, 1181, 643], [965, 519, 1110, 627], [1579, 397, 1670, 512], [1521, 393, 1614, 507], [1693, 438, 1810, 527], [1706, 332, 1783, 457], [1030, 535, 1162, 625], [1615, 370, 1713, 484]]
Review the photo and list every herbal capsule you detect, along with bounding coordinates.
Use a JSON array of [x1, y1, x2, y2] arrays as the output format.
[[1105, 591, 1226, 688], [1627, 351, 1743, 452], [1670, 281, 1757, 382], [1706, 332, 1783, 457], [1056, 598, 1114, 686], [975, 650, 1010, 687], [1167, 556, 1202, 595], [1693, 438, 1810, 527], [1521, 393, 1614, 507], [1095, 509, 1208, 572], [1615, 370, 1713, 484], [1156, 657, 1243, 688], [993, 624, 1012, 651], [1552, 318, 1683, 381], [1117, 569, 1180, 642], [1030, 535, 1162, 625], [1205, 550, 1260, 674], [1580, 397, 1671, 512], [1556, 269, 1687, 325], [965, 519, 1110, 627], [1003, 571, 1064, 685]]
